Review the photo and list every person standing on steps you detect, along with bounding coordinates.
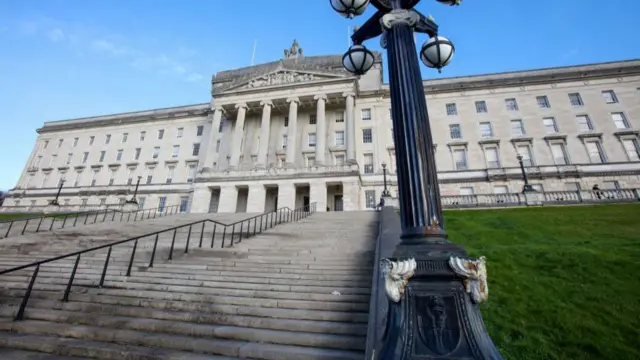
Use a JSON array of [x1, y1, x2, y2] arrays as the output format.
[[376, 196, 385, 211]]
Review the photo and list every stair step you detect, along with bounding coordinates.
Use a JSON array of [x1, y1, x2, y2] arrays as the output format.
[[0, 349, 85, 359]]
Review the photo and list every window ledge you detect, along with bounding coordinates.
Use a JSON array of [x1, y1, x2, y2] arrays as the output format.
[[165, 159, 179, 165], [577, 132, 603, 139], [478, 138, 500, 145], [447, 141, 468, 147], [543, 133, 568, 141], [509, 136, 533, 143]]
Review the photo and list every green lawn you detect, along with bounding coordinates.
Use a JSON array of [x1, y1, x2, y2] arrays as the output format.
[[0, 213, 43, 221], [445, 204, 640, 360]]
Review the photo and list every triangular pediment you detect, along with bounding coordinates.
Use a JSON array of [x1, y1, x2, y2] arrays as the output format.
[[231, 70, 345, 91]]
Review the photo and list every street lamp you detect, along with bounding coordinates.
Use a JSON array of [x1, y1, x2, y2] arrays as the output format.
[[49, 179, 65, 206], [381, 162, 391, 197], [126, 176, 143, 205], [516, 154, 535, 193], [331, 1, 502, 359]]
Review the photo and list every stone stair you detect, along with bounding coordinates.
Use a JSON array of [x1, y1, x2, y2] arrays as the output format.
[[0, 211, 379, 359]]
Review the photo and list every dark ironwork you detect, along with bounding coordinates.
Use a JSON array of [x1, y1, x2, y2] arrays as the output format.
[[516, 154, 535, 193], [49, 179, 65, 206], [382, 162, 391, 197], [125, 176, 143, 205]]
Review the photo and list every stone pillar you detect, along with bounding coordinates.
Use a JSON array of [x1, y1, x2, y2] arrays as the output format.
[[256, 100, 273, 169], [314, 94, 327, 166], [228, 103, 247, 170], [247, 184, 266, 213], [344, 92, 356, 164], [277, 183, 296, 210], [342, 180, 360, 211], [218, 186, 238, 213], [190, 185, 211, 213], [285, 97, 299, 168], [310, 181, 327, 212], [202, 107, 223, 174]]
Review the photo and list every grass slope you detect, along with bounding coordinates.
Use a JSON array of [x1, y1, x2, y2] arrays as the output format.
[[445, 204, 640, 360]]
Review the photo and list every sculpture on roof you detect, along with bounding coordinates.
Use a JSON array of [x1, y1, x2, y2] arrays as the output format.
[[284, 39, 303, 59]]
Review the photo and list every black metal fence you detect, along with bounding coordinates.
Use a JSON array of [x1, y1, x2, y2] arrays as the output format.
[[0, 202, 317, 321], [0, 205, 181, 239]]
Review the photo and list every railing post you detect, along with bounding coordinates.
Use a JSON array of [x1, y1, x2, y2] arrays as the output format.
[[3, 221, 13, 238], [99, 246, 112, 287], [36, 217, 44, 233], [120, 212, 124, 222], [230, 224, 236, 247], [73, 214, 79, 227], [63, 254, 81, 302], [15, 265, 40, 321], [93, 211, 99, 224], [259, 215, 263, 233], [576, 190, 583, 203], [149, 234, 159, 267], [271, 212, 274, 228], [49, 217, 56, 231], [62, 215, 68, 228], [246, 220, 250, 238], [102, 210, 108, 222], [253, 217, 257, 236], [199, 222, 205, 248], [169, 229, 177, 260], [112, 211, 116, 221], [185, 225, 192, 253], [221, 226, 227, 248], [211, 223, 217, 248], [21, 219, 29, 235], [126, 239, 138, 276], [84, 214, 88, 225]]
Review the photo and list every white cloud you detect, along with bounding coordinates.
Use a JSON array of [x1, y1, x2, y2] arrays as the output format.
[[46, 28, 66, 42], [91, 39, 134, 57]]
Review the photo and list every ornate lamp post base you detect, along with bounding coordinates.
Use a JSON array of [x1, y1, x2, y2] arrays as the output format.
[[44, 200, 61, 214]]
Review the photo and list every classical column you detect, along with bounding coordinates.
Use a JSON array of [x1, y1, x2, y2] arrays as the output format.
[[285, 97, 299, 168], [228, 103, 248, 171], [314, 94, 327, 166], [256, 100, 273, 169], [202, 107, 224, 174], [343, 92, 356, 164]]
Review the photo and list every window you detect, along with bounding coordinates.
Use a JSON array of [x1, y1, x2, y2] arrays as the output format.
[[218, 120, 225, 132], [365, 190, 376, 209], [363, 153, 374, 174], [284, 117, 289, 127], [41, 173, 49, 188], [99, 151, 105, 162], [177, 127, 184, 138], [119, 198, 126, 206], [105, 135, 111, 144], [197, 125, 204, 136], [510, 120, 525, 136], [134, 148, 141, 161], [146, 168, 153, 184], [622, 139, 640, 161], [601, 90, 618, 104], [172, 145, 180, 158], [335, 131, 345, 146], [116, 149, 123, 161], [158, 129, 164, 139], [308, 133, 316, 147], [82, 152, 89, 164], [73, 172, 81, 187], [362, 129, 373, 143], [307, 156, 316, 167], [73, 138, 79, 147], [335, 155, 345, 165], [89, 136, 95, 145], [569, 93, 583, 106], [152, 147, 160, 159], [516, 144, 534, 166], [58, 139, 63, 148], [192, 143, 200, 156], [122, 133, 128, 143], [282, 135, 288, 148], [108, 170, 116, 186], [307, 114, 317, 125], [565, 182, 581, 191], [127, 169, 133, 185], [81, 199, 88, 208], [453, 149, 467, 170], [166, 166, 175, 184], [43, 140, 49, 150], [140, 131, 146, 141], [484, 147, 500, 168], [611, 112, 629, 129], [335, 111, 344, 123], [543, 117, 558, 133], [66, 153, 73, 165], [34, 156, 42, 167], [361, 108, 372, 121], [576, 115, 593, 131], [216, 140, 221, 153], [479, 122, 493, 138], [187, 164, 197, 183], [536, 96, 550, 109], [138, 197, 145, 210], [446, 103, 458, 116], [551, 143, 568, 165], [443, 124, 462, 141], [505, 98, 519, 111], [493, 186, 508, 194], [49, 154, 57, 166], [475, 101, 487, 113], [586, 142, 605, 163], [99, 198, 106, 206]]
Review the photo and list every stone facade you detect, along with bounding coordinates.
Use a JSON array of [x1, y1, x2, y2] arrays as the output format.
[[4, 51, 640, 213]]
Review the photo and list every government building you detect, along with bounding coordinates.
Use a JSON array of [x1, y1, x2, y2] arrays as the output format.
[[3, 43, 640, 213]]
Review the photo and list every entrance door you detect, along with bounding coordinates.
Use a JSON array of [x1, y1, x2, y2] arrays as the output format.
[[334, 195, 344, 212], [208, 189, 220, 213], [303, 196, 310, 209], [179, 197, 189, 213]]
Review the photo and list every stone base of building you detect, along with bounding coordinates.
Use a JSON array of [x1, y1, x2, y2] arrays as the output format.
[[524, 191, 544, 206], [43, 203, 61, 214], [122, 201, 139, 212]]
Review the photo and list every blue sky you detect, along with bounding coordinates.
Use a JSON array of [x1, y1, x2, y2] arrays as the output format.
[[1, 0, 639, 190]]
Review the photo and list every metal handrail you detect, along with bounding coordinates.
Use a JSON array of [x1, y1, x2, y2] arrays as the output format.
[[1, 205, 181, 239], [0, 202, 318, 321]]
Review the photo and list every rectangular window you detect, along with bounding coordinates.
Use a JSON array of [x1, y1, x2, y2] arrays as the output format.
[[99, 151, 105, 162], [307, 156, 316, 167], [127, 169, 133, 185], [122, 133, 128, 143], [484, 147, 500, 168], [58, 139, 64, 148], [90, 172, 97, 187], [108, 170, 116, 186], [586, 142, 605, 163], [284, 117, 289, 127], [601, 90, 618, 104], [99, 198, 106, 206], [363, 153, 374, 174], [622, 139, 640, 161], [453, 149, 467, 170], [138, 197, 145, 209], [50, 154, 57, 166], [551, 143, 568, 165], [43, 140, 49, 150], [105, 134, 111, 144], [446, 103, 458, 116], [73, 138, 79, 147], [158, 129, 164, 139], [41, 174, 49, 188], [516, 144, 534, 166], [335, 111, 344, 123], [134, 148, 141, 160], [361, 108, 372, 121], [475, 101, 487, 113], [543, 117, 558, 133], [216, 140, 221, 153], [158, 197, 167, 212], [82, 152, 89, 164], [335, 131, 345, 146], [172, 145, 180, 158], [116, 149, 123, 161], [576, 115, 593, 131], [611, 112, 629, 129], [335, 155, 345, 165], [177, 127, 184, 138], [362, 129, 373, 143], [187, 164, 197, 183], [449, 124, 462, 139], [308, 133, 316, 147], [73, 172, 81, 187], [510, 120, 525, 136], [166, 166, 175, 184], [180, 196, 189, 213], [197, 125, 204, 136], [282, 135, 288, 148], [569, 93, 583, 106], [152, 147, 160, 159], [192, 143, 200, 156], [140, 131, 146, 141], [479, 122, 493, 138], [536, 96, 550, 108], [146, 168, 153, 184], [81, 198, 88, 208], [505, 98, 519, 111], [66, 153, 73, 165], [89, 136, 95, 145], [365, 190, 376, 209], [309, 114, 317, 125]]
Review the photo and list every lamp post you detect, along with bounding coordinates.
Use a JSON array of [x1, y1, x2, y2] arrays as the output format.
[[330, 1, 502, 359], [50, 179, 65, 206], [516, 154, 535, 193], [126, 176, 142, 205], [382, 162, 391, 197]]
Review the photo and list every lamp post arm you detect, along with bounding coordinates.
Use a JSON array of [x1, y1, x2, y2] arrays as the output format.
[[351, 11, 385, 45], [413, 10, 438, 37]]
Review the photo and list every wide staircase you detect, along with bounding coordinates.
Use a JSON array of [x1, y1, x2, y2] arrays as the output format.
[[0, 211, 378, 359]]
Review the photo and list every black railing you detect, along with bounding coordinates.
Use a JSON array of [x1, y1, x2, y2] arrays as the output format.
[[0, 205, 181, 239], [0, 202, 317, 321]]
